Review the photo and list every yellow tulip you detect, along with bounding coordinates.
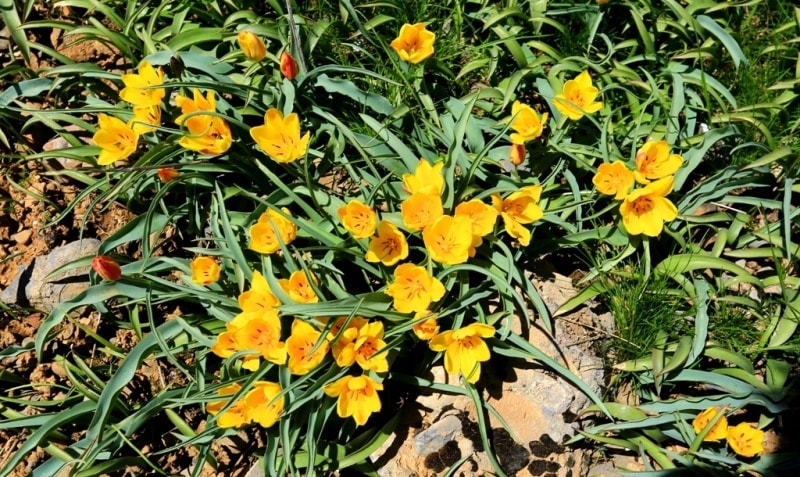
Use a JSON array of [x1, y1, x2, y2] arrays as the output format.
[[429, 323, 495, 383], [390, 23, 435, 64], [207, 383, 249, 428], [400, 193, 443, 231], [249, 208, 298, 254], [454, 199, 499, 238], [402, 158, 444, 196], [238, 270, 280, 312], [250, 109, 311, 163], [245, 381, 284, 428], [509, 101, 548, 144], [93, 114, 139, 166], [412, 311, 439, 341], [593, 161, 635, 200], [131, 105, 161, 134], [634, 140, 684, 184], [385, 263, 446, 313], [338, 200, 378, 239], [237, 30, 266, 61], [324, 375, 383, 426], [422, 215, 473, 265], [175, 89, 232, 155], [330, 317, 389, 372], [491, 185, 544, 246], [692, 407, 728, 442], [278, 271, 318, 304], [120, 60, 165, 108], [727, 422, 765, 458], [190, 256, 220, 285], [553, 70, 603, 120], [233, 309, 287, 366], [619, 177, 678, 237], [366, 220, 409, 266], [286, 319, 329, 375]]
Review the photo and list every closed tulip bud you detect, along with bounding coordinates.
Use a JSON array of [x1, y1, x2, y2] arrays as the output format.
[[237, 31, 266, 61], [92, 255, 121, 281], [157, 167, 179, 183], [509, 143, 526, 166], [280, 51, 298, 79]]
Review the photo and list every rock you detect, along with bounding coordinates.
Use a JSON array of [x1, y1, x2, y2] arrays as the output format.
[[371, 270, 609, 476], [11, 229, 33, 245], [244, 464, 264, 477], [42, 126, 92, 170], [0, 239, 100, 312], [0, 27, 9, 51], [413, 414, 462, 455]]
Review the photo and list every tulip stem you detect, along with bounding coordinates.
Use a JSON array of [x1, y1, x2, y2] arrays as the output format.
[[285, 0, 307, 74]]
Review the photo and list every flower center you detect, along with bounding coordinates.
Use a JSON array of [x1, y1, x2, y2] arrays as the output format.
[[381, 237, 398, 256], [631, 196, 654, 215]]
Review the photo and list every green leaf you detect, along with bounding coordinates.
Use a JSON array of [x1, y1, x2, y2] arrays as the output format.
[[315, 74, 393, 116], [166, 27, 223, 51], [0, 77, 53, 108], [0, 400, 96, 475], [766, 359, 790, 394], [696, 15, 748, 69], [581, 402, 647, 421], [554, 280, 608, 316], [654, 254, 762, 289], [658, 335, 693, 377], [0, 0, 31, 63], [704, 347, 754, 374]]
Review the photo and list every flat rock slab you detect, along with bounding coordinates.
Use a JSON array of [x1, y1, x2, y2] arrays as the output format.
[[0, 239, 99, 312]]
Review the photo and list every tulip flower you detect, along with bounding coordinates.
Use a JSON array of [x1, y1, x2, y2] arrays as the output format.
[[157, 167, 179, 183], [190, 256, 220, 285], [692, 407, 728, 442], [366, 220, 409, 266], [593, 161, 634, 200], [250, 109, 311, 164], [324, 375, 383, 426], [93, 114, 139, 166], [633, 140, 683, 185], [280, 51, 298, 79], [385, 263, 446, 313], [727, 422, 765, 458], [619, 176, 678, 237], [390, 23, 435, 64], [120, 61, 165, 108], [237, 31, 266, 61], [429, 323, 495, 383], [509, 101, 548, 144], [338, 200, 377, 239], [92, 255, 122, 281], [554, 70, 603, 120]]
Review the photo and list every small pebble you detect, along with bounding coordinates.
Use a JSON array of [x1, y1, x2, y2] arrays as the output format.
[[11, 229, 33, 245]]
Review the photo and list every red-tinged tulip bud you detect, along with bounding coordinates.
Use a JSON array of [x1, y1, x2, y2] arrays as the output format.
[[280, 51, 298, 80], [238, 31, 266, 62], [158, 167, 179, 183], [92, 255, 121, 281], [509, 143, 526, 166]]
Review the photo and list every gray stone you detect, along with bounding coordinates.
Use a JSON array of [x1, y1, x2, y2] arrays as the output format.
[[0, 27, 9, 51], [0, 239, 100, 312], [43, 132, 90, 169], [412, 414, 462, 456], [244, 463, 264, 477]]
